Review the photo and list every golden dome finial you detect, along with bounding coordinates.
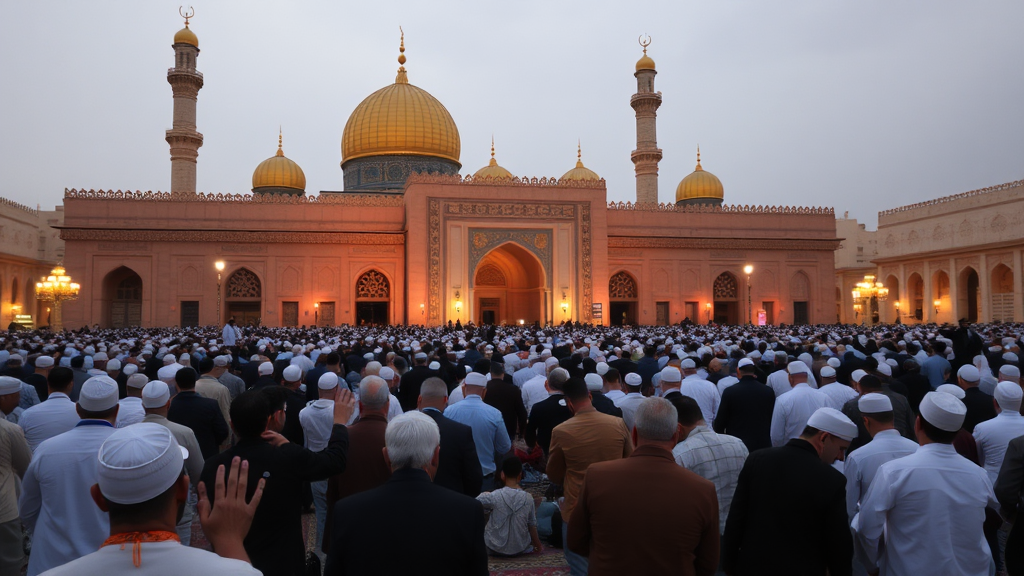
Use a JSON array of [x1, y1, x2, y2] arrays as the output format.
[[635, 34, 656, 71], [695, 145, 702, 171], [490, 136, 497, 163], [276, 127, 284, 157], [639, 34, 651, 55], [576, 140, 584, 168], [396, 27, 409, 84], [179, 5, 194, 27]]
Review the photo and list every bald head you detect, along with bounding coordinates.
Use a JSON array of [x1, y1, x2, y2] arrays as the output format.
[[418, 377, 449, 412], [358, 376, 390, 412]]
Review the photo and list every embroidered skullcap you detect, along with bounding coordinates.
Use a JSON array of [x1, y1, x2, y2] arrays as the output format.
[[919, 391, 966, 432], [127, 374, 149, 389], [827, 357, 841, 368], [318, 372, 339, 390], [35, 355, 54, 368], [0, 377, 21, 395], [379, 367, 395, 380], [787, 360, 809, 375], [97, 424, 188, 505], [999, 364, 1020, 378], [660, 366, 682, 383], [936, 383, 966, 400], [820, 366, 836, 378], [624, 373, 642, 387], [464, 372, 487, 387], [994, 381, 1023, 411], [680, 358, 696, 369], [282, 365, 302, 382], [737, 358, 754, 369], [851, 369, 867, 383], [806, 407, 857, 441], [584, 373, 604, 391], [79, 376, 119, 411], [596, 362, 609, 376], [213, 355, 230, 367]]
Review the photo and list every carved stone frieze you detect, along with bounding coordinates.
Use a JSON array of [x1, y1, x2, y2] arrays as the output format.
[[608, 237, 840, 251], [60, 229, 403, 245], [445, 202, 576, 219], [405, 173, 605, 189], [608, 201, 834, 216], [469, 229, 552, 285], [64, 188, 405, 207]]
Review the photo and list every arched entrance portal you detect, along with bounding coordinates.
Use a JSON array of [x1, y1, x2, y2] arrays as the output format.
[[713, 272, 739, 324], [608, 271, 638, 326], [991, 264, 1014, 322], [884, 275, 900, 323], [103, 267, 143, 328], [908, 273, 924, 321], [355, 270, 390, 326], [958, 267, 980, 323], [473, 243, 545, 325], [225, 268, 262, 326]]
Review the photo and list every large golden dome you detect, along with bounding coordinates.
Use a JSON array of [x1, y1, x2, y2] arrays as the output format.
[[473, 139, 512, 179], [560, 143, 601, 181], [676, 148, 724, 202], [174, 24, 198, 48], [341, 36, 460, 166], [252, 133, 306, 192]]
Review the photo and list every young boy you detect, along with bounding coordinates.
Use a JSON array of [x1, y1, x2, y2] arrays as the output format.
[[476, 456, 544, 556]]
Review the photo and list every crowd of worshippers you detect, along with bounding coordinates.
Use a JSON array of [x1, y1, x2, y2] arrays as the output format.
[[0, 317, 1023, 575]]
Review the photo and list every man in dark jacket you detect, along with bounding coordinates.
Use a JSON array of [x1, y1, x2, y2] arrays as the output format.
[[397, 352, 433, 412], [418, 378, 483, 496], [168, 368, 228, 459], [484, 362, 528, 440], [713, 359, 775, 452], [723, 407, 856, 576], [325, 411, 487, 576], [524, 368, 572, 454], [202, 386, 355, 576]]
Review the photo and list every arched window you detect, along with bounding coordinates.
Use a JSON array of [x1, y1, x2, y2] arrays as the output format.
[[609, 272, 638, 300], [226, 269, 262, 298], [356, 270, 390, 300], [713, 273, 738, 299]]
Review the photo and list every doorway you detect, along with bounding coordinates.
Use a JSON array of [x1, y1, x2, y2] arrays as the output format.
[[356, 302, 389, 325], [474, 244, 545, 325], [714, 302, 737, 325], [656, 302, 669, 325], [228, 302, 261, 326], [713, 272, 739, 325], [793, 301, 809, 325], [103, 267, 143, 328], [762, 301, 775, 325]]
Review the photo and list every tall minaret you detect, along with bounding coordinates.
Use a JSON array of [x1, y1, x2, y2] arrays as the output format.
[[166, 9, 204, 194], [630, 35, 663, 204]]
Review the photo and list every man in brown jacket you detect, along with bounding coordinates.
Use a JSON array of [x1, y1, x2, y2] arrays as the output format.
[[567, 397, 719, 576]]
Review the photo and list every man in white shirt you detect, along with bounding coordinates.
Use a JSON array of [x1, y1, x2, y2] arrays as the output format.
[[770, 361, 829, 447], [679, 359, 720, 425], [818, 366, 859, 411], [522, 358, 559, 415], [843, 393, 918, 521], [114, 374, 148, 428], [601, 367, 625, 404], [973, 381, 1024, 485], [299, 372, 340, 558], [766, 354, 793, 397], [855, 391, 998, 576], [221, 318, 239, 348], [20, 376, 121, 576], [613, 373, 644, 432], [17, 366, 80, 451]]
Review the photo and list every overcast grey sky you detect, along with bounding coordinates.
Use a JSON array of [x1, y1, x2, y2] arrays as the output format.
[[1, 1, 1021, 227]]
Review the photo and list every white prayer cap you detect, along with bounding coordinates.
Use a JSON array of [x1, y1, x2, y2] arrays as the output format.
[[156, 364, 180, 380], [624, 373, 642, 387], [851, 369, 867, 383], [596, 362, 609, 376], [999, 364, 1021, 379], [428, 361, 440, 370], [414, 352, 428, 360], [1004, 352, 1020, 363], [79, 376, 119, 412], [363, 353, 374, 361], [858, 392, 892, 414], [787, 360, 809, 375], [258, 362, 274, 376], [994, 381, 1023, 411], [957, 364, 980, 383], [660, 366, 682, 383], [282, 365, 302, 383], [127, 374, 149, 389], [379, 367, 396, 381], [93, 352, 109, 361], [936, 383, 966, 400], [584, 373, 604, 391], [820, 366, 836, 378], [178, 353, 191, 364], [123, 363, 138, 376], [827, 357, 841, 368], [680, 358, 696, 369], [464, 372, 487, 387], [737, 358, 754, 369], [35, 355, 54, 368], [98, 424, 188, 505], [919, 391, 966, 432], [213, 355, 230, 367], [877, 363, 892, 376], [0, 377, 20, 395], [798, 353, 813, 366], [106, 359, 121, 371], [806, 407, 857, 441], [162, 355, 176, 365], [761, 350, 776, 362], [250, 354, 261, 362], [314, 373, 337, 392], [545, 357, 560, 369]]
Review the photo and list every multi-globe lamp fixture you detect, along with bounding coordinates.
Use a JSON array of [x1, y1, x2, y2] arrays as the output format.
[[36, 265, 80, 332], [851, 274, 889, 324]]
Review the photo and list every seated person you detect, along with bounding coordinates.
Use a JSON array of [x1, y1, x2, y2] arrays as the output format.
[[476, 457, 544, 557]]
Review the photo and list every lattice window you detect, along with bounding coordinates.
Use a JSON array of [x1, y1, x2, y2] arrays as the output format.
[[116, 276, 142, 300], [714, 273, 738, 299], [356, 270, 390, 300], [476, 265, 506, 286], [227, 269, 261, 298], [609, 272, 637, 300]]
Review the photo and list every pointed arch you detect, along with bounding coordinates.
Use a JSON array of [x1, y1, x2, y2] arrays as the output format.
[[609, 271, 639, 300], [355, 269, 391, 325], [102, 266, 143, 328], [224, 267, 262, 327]]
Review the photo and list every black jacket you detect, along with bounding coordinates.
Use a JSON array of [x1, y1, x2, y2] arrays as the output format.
[[962, 386, 997, 433], [167, 391, 228, 459], [422, 408, 483, 496], [636, 356, 661, 386], [240, 361, 260, 389], [202, 425, 350, 576], [484, 378, 528, 440], [397, 365, 434, 412], [524, 393, 572, 453], [324, 467, 488, 576], [592, 391, 623, 418], [722, 439, 852, 576], [713, 376, 775, 452]]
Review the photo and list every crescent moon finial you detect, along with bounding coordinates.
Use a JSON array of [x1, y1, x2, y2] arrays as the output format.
[[638, 34, 651, 54], [179, 6, 194, 26]]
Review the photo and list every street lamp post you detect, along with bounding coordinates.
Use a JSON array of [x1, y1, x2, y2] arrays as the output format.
[[743, 265, 754, 325], [36, 265, 80, 332], [215, 261, 225, 325]]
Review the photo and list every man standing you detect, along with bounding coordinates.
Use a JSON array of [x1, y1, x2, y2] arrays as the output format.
[[299, 372, 339, 554], [922, 341, 952, 390], [723, 407, 856, 576], [843, 393, 918, 521], [585, 373, 623, 417], [397, 352, 433, 412], [25, 355, 52, 402], [842, 373, 917, 453], [523, 368, 572, 454], [114, 373, 147, 427], [995, 433, 1024, 574], [445, 371, 512, 480], [548, 377, 633, 576], [769, 361, 830, 447], [569, 397, 719, 576], [324, 412, 488, 576], [714, 358, 775, 452], [0, 377, 30, 575], [485, 361, 528, 441], [222, 317, 239, 348], [169, 368, 228, 459], [278, 366, 308, 445], [957, 364, 997, 433], [680, 359, 721, 425], [614, 372, 646, 432], [196, 357, 233, 433], [818, 365, 859, 410], [973, 381, 1024, 484], [17, 366, 79, 451], [19, 376, 120, 575], [212, 354, 246, 400], [855, 392, 998, 575], [418, 378, 483, 496]]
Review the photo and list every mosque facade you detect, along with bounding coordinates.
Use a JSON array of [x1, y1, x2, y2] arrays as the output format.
[[54, 20, 841, 330]]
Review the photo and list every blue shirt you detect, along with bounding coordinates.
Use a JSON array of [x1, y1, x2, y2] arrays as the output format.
[[921, 355, 951, 389], [443, 395, 511, 475]]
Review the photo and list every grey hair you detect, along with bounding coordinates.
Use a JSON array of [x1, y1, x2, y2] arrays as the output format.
[[547, 368, 570, 391], [385, 411, 440, 470], [363, 361, 382, 376], [634, 397, 678, 441], [420, 377, 448, 400], [359, 376, 391, 410]]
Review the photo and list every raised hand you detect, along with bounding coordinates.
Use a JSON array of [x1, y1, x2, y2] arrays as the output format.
[[197, 456, 265, 563]]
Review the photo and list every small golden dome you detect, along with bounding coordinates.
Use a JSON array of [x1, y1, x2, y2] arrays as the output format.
[[252, 132, 306, 192], [473, 138, 513, 179], [174, 25, 199, 48], [341, 31, 461, 166], [560, 142, 601, 181], [676, 147, 724, 201], [636, 35, 655, 71]]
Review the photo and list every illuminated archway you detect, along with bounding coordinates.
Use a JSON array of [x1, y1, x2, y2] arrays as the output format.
[[472, 243, 545, 325]]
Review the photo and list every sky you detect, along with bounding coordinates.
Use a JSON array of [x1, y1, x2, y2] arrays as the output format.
[[1, 1, 1021, 228]]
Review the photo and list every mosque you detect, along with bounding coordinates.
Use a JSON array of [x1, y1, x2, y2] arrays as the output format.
[[56, 18, 839, 330]]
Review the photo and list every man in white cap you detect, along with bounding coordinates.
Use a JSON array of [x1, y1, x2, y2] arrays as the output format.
[[115, 373, 148, 428], [17, 366, 80, 451], [211, 355, 245, 400], [397, 352, 433, 413], [0, 376, 29, 574], [680, 359, 721, 426], [614, 372, 645, 432], [855, 392, 998, 576], [818, 365, 858, 410], [659, 365, 683, 399], [998, 363, 1021, 391], [769, 361, 830, 447], [723, 407, 856, 576], [973, 381, 1024, 485], [20, 375, 120, 575], [222, 317, 240, 348], [252, 361, 277, 389], [140, 381, 205, 544], [25, 355, 53, 401], [39, 424, 262, 575], [843, 393, 918, 522], [195, 358, 233, 437], [299, 372, 340, 556], [444, 371, 512, 479], [521, 357, 559, 415], [957, 364, 996, 433], [714, 358, 776, 452]]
